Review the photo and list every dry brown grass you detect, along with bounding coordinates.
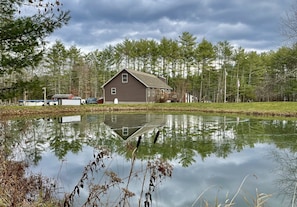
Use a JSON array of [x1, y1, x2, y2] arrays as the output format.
[[0, 151, 61, 207], [191, 175, 272, 207]]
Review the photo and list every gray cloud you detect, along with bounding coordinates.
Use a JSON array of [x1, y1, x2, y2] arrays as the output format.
[[48, 0, 293, 53]]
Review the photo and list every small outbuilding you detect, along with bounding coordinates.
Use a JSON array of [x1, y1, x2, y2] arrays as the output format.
[[102, 69, 172, 104], [51, 94, 81, 105]]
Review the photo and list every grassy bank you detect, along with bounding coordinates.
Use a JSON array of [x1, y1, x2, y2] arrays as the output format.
[[1, 102, 297, 118]]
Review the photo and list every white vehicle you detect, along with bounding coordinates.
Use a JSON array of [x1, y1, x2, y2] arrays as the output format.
[[73, 96, 85, 105]]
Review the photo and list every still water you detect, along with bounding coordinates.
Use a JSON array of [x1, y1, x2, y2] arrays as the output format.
[[1, 113, 297, 206]]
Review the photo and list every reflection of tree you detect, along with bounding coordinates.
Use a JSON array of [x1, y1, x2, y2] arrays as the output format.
[[0, 116, 93, 163], [48, 135, 82, 159], [64, 143, 173, 207], [264, 120, 297, 151], [214, 141, 232, 158], [0, 118, 45, 163], [0, 120, 25, 156], [1, 114, 297, 169], [271, 149, 297, 205], [44, 119, 83, 159], [3, 114, 297, 206], [178, 148, 196, 167]]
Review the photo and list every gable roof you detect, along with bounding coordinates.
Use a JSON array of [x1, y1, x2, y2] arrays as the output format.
[[52, 94, 74, 99], [103, 113, 166, 140], [102, 69, 172, 90]]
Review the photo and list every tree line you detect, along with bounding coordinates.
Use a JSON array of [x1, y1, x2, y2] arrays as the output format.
[[1, 0, 297, 103], [2, 34, 297, 103]]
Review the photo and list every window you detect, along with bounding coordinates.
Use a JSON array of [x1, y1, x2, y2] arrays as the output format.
[[122, 127, 129, 136], [111, 115, 117, 122], [122, 73, 128, 83], [111, 87, 116, 95], [151, 89, 155, 97]]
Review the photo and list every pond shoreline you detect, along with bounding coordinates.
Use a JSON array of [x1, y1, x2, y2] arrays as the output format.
[[1, 102, 297, 118], [1, 104, 296, 206]]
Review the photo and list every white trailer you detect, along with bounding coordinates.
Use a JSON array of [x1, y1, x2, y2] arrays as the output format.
[[59, 99, 81, 105], [19, 100, 45, 106]]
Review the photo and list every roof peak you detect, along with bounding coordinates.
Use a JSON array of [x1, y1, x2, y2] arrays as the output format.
[[102, 68, 172, 90]]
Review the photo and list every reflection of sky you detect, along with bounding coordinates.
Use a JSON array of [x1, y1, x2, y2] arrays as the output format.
[[3, 114, 294, 206], [30, 143, 288, 207], [167, 144, 280, 206]]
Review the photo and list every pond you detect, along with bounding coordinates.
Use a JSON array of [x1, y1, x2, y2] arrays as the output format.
[[1, 113, 297, 206]]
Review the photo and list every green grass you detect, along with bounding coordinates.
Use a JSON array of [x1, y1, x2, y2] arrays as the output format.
[[107, 102, 297, 117], [1, 102, 297, 118]]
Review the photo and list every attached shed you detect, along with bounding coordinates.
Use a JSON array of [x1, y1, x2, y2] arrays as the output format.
[[102, 69, 172, 104]]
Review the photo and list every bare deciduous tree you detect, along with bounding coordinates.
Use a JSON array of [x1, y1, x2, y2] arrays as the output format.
[[281, 0, 297, 44]]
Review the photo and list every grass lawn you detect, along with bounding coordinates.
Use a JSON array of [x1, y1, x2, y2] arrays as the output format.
[[0, 102, 297, 118]]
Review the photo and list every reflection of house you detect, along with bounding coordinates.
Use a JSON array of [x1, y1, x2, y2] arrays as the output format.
[[104, 114, 166, 140], [101, 69, 172, 104]]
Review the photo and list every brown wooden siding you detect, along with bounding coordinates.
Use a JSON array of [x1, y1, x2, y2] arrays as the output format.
[[104, 71, 147, 103]]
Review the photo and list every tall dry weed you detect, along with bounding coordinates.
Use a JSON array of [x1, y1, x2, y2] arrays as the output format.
[[0, 150, 60, 207]]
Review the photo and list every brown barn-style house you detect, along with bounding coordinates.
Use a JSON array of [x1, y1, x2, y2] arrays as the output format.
[[102, 69, 172, 103]]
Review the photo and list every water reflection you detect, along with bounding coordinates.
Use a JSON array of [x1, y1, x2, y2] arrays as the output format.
[[104, 113, 166, 140], [58, 115, 81, 123], [271, 148, 297, 205], [0, 113, 297, 206]]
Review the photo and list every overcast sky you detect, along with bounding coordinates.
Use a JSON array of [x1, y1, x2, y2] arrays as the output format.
[[47, 0, 293, 53]]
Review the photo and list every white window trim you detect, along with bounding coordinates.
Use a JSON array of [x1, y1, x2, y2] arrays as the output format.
[[122, 73, 128, 83], [111, 87, 116, 95], [111, 115, 117, 122], [122, 127, 129, 136]]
